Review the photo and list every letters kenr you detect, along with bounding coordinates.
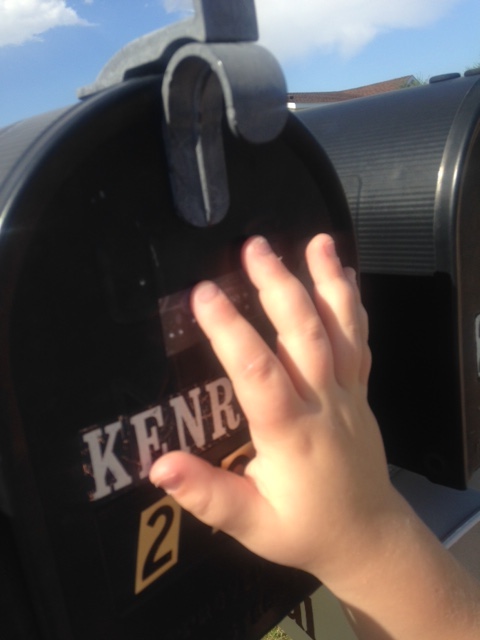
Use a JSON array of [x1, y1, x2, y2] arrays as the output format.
[[81, 377, 243, 501]]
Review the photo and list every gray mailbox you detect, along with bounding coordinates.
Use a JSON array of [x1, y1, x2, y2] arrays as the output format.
[[298, 71, 480, 488]]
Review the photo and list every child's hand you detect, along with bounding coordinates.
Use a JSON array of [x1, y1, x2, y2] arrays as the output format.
[[151, 234, 480, 639], [150, 234, 399, 585]]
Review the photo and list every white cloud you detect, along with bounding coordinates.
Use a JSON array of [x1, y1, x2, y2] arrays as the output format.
[[163, 0, 193, 13], [0, 0, 88, 47], [163, 0, 460, 60], [1, 0, 461, 54], [255, 0, 462, 61]]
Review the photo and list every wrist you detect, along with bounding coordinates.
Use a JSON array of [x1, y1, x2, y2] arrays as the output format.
[[315, 488, 480, 640], [311, 485, 413, 594]]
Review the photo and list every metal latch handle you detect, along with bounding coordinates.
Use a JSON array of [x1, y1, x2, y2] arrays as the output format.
[[79, 0, 288, 227]]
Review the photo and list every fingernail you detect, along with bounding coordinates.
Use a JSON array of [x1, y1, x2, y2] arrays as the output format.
[[151, 471, 183, 495], [194, 281, 220, 303], [324, 238, 338, 258], [344, 266, 357, 284], [251, 236, 273, 256]]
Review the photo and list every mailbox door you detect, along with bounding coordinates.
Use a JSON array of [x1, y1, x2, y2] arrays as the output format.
[[0, 77, 354, 640]]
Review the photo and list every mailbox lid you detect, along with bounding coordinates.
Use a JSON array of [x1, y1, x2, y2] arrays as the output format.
[[297, 74, 480, 277]]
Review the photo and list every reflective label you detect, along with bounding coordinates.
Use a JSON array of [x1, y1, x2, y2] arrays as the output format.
[[135, 495, 181, 594]]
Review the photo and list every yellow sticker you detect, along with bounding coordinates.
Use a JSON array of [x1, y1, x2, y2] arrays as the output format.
[[210, 441, 256, 534], [135, 495, 181, 595], [221, 441, 255, 475]]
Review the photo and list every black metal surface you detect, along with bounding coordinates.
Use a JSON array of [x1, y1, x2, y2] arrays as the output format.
[[0, 76, 354, 639], [298, 75, 480, 276], [297, 74, 480, 486]]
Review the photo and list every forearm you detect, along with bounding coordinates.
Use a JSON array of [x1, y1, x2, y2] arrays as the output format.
[[322, 492, 480, 640]]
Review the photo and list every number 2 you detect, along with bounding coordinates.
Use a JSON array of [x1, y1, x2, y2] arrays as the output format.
[[135, 495, 181, 594]]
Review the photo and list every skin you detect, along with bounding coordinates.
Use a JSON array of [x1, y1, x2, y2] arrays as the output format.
[[150, 234, 480, 639]]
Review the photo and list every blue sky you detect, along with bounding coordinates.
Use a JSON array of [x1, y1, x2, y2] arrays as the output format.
[[1, 0, 479, 127]]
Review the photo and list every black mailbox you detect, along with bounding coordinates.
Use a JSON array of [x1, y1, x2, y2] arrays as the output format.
[[297, 72, 480, 488], [0, 2, 355, 638]]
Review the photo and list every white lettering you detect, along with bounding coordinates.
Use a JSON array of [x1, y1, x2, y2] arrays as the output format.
[[206, 377, 241, 437], [169, 387, 205, 451], [82, 423, 132, 500], [80, 377, 247, 501], [130, 407, 166, 479]]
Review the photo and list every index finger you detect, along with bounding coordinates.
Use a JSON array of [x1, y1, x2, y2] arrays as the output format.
[[190, 280, 304, 434]]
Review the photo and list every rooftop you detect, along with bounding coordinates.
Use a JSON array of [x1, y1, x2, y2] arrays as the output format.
[[288, 76, 418, 106]]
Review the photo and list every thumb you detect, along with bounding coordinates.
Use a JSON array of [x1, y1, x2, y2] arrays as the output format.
[[149, 451, 266, 539]]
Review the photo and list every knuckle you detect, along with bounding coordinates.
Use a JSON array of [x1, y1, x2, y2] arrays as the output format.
[[241, 350, 278, 384], [185, 488, 215, 523], [301, 318, 328, 345]]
